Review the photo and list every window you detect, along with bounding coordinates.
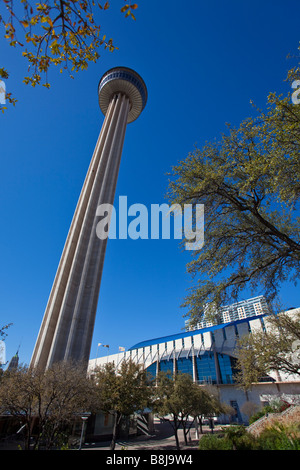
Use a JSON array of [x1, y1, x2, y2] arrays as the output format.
[[195, 352, 217, 384], [177, 357, 193, 376], [237, 306, 246, 319], [223, 311, 231, 323], [253, 302, 263, 316], [146, 362, 157, 380], [218, 354, 235, 384], [160, 360, 173, 378]]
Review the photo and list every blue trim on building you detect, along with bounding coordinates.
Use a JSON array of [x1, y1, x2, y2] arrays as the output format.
[[128, 314, 266, 351]]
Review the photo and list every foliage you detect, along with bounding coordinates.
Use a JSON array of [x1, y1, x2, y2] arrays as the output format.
[[0, 361, 98, 449], [0, 323, 12, 339], [198, 433, 232, 450], [167, 58, 300, 327], [222, 424, 257, 450], [234, 311, 300, 390], [152, 372, 227, 450], [93, 359, 153, 450], [249, 404, 278, 425], [0, 0, 138, 108], [249, 398, 293, 425], [257, 422, 300, 450], [198, 423, 300, 450]]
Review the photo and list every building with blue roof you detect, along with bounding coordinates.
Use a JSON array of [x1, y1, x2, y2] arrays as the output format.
[[89, 296, 300, 425]]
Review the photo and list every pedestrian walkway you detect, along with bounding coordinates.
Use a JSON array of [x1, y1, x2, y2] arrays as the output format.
[[82, 419, 219, 451]]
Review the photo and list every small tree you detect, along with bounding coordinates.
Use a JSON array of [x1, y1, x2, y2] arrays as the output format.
[[152, 373, 226, 449], [152, 371, 182, 450], [192, 384, 233, 434], [0, 361, 97, 449], [93, 359, 153, 450]]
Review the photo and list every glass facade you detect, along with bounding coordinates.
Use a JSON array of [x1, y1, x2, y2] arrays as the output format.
[[159, 360, 173, 378], [195, 353, 217, 384], [146, 361, 157, 380], [218, 354, 237, 384], [146, 352, 237, 385], [176, 357, 193, 376]]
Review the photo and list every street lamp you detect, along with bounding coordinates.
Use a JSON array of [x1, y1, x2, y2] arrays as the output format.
[[97, 343, 110, 364], [78, 416, 89, 450]]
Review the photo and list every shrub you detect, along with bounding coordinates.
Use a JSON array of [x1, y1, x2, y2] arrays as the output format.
[[257, 423, 300, 450], [198, 434, 232, 450], [199, 423, 300, 450], [249, 405, 275, 424], [223, 425, 259, 450], [198, 426, 259, 450], [233, 433, 259, 450]]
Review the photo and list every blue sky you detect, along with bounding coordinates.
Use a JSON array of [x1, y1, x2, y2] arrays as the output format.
[[1, 0, 300, 366]]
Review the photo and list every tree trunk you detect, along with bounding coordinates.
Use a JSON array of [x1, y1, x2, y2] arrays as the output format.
[[110, 411, 121, 451], [25, 424, 32, 450], [174, 426, 180, 451], [198, 416, 203, 434], [171, 417, 181, 451], [183, 425, 188, 445], [181, 416, 195, 445]]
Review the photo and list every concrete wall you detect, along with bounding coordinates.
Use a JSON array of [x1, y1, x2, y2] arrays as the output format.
[[218, 381, 300, 425]]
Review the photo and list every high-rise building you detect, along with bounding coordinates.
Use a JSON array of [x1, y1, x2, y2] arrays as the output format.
[[30, 67, 147, 371], [185, 295, 270, 331]]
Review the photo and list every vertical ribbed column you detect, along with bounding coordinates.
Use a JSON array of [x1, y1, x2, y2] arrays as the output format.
[[63, 94, 130, 364], [192, 345, 197, 383], [30, 93, 130, 370]]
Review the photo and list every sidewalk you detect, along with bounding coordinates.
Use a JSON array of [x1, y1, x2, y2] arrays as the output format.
[[82, 419, 219, 451]]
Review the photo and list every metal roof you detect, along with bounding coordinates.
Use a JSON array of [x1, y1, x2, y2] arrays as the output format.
[[128, 314, 265, 351]]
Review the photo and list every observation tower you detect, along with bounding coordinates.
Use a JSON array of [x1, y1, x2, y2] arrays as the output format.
[[30, 67, 147, 370]]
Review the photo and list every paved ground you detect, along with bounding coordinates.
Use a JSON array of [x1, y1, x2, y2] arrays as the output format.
[[81, 419, 220, 451], [0, 419, 220, 451]]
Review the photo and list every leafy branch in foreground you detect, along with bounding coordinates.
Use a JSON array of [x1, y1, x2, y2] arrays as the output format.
[[0, 0, 138, 107], [168, 62, 300, 326]]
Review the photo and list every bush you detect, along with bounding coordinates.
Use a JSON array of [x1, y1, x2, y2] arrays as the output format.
[[249, 405, 275, 424], [198, 423, 300, 450], [198, 434, 232, 450], [223, 425, 260, 450], [257, 424, 300, 450], [233, 433, 259, 450]]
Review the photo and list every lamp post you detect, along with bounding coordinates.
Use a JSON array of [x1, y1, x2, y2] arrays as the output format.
[[79, 416, 89, 450], [96, 343, 110, 365]]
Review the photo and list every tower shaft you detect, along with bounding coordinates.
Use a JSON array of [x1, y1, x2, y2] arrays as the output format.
[[31, 93, 130, 370]]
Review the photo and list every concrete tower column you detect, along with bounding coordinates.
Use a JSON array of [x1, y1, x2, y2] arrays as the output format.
[[30, 67, 147, 370]]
